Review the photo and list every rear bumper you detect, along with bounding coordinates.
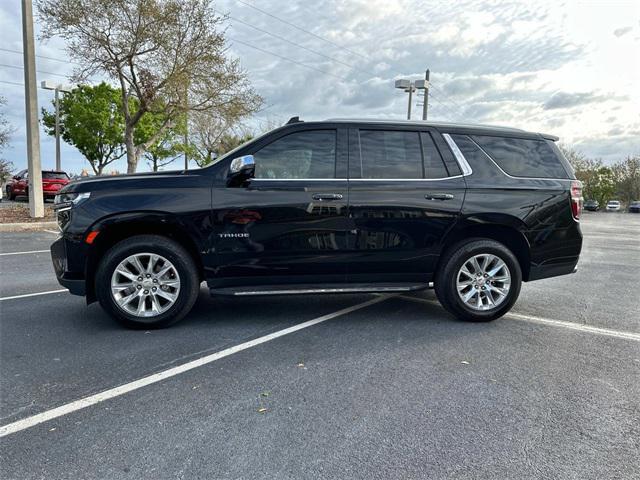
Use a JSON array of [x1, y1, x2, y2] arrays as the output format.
[[528, 257, 579, 281], [51, 237, 86, 296]]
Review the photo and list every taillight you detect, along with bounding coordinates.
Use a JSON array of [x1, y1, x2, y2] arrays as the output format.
[[570, 180, 583, 220]]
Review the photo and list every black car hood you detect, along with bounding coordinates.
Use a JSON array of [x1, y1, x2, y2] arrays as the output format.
[[61, 169, 195, 194]]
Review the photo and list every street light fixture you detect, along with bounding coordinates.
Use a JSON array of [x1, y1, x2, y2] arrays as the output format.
[[395, 79, 416, 120], [394, 71, 430, 120], [41, 80, 74, 171]]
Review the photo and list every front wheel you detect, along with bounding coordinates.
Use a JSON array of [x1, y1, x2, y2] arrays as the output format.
[[95, 235, 200, 329], [435, 239, 522, 322]]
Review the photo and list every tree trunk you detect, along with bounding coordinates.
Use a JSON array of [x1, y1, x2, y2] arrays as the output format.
[[125, 123, 137, 173]]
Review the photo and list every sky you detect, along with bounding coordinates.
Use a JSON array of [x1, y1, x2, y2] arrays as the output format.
[[0, 0, 639, 174]]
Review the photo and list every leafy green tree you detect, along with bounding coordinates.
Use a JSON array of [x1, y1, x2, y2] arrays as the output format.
[[42, 83, 125, 175], [38, 0, 262, 173], [612, 156, 640, 205], [589, 166, 617, 206], [136, 112, 186, 172]]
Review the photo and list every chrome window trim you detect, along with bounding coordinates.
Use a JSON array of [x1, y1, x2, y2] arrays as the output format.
[[468, 136, 572, 182], [349, 176, 464, 181], [251, 177, 464, 182], [442, 133, 473, 176], [252, 178, 344, 181]]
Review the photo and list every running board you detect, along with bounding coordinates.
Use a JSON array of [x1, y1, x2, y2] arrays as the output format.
[[210, 282, 434, 296]]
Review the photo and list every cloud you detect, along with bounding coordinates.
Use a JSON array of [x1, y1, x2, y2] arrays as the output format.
[[543, 91, 606, 110], [0, 0, 638, 172], [613, 26, 633, 37]]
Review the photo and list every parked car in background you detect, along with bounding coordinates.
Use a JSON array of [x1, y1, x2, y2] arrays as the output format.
[[6, 170, 70, 201], [51, 118, 583, 329], [584, 199, 599, 211], [629, 201, 640, 213], [606, 200, 621, 212]]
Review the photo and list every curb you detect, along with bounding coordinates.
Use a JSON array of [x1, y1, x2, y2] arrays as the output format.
[[0, 222, 58, 232]]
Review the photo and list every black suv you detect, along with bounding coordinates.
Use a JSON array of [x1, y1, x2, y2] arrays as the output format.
[[51, 119, 583, 328]]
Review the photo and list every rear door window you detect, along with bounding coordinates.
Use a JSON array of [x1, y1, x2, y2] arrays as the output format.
[[472, 135, 569, 179], [358, 130, 422, 179]]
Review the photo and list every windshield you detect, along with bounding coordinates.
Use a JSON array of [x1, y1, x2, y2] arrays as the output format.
[[206, 128, 284, 167]]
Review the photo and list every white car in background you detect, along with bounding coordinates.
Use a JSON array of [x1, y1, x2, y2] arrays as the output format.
[[606, 200, 621, 212]]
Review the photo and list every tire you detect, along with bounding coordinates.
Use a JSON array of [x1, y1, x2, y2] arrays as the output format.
[[435, 238, 522, 322], [7, 187, 16, 201], [95, 235, 200, 329]]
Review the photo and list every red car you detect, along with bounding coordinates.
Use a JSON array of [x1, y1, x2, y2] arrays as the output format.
[[5, 169, 70, 201]]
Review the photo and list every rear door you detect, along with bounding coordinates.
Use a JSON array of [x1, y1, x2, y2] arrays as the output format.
[[346, 127, 466, 283], [209, 126, 351, 288]]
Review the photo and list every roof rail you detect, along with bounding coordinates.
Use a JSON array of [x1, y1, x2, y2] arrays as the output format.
[[286, 116, 302, 125]]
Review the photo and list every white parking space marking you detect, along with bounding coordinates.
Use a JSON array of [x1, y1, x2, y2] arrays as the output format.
[[0, 295, 390, 438], [0, 289, 68, 301], [399, 296, 640, 342], [43, 230, 59, 235], [0, 250, 50, 257]]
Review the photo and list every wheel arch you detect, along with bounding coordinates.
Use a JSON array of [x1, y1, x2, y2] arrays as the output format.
[[440, 215, 532, 281], [84, 212, 205, 303]]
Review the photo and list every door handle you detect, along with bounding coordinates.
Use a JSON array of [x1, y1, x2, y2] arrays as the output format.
[[425, 193, 454, 200], [312, 193, 343, 201]]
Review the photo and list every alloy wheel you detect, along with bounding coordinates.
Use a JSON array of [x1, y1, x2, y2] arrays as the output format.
[[110, 253, 181, 317], [456, 253, 511, 311]]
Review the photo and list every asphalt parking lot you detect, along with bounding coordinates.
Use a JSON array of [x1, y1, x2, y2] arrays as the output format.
[[0, 213, 638, 480]]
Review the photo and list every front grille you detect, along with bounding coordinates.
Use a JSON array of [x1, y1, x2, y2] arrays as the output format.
[[56, 209, 71, 231]]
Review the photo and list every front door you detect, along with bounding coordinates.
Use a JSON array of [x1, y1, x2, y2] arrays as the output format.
[[208, 127, 351, 288], [347, 127, 466, 283]]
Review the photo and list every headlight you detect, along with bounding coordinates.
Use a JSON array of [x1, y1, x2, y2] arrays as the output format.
[[54, 192, 91, 208]]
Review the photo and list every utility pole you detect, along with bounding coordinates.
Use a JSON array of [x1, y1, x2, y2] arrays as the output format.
[[21, 0, 44, 218], [421, 69, 430, 121]]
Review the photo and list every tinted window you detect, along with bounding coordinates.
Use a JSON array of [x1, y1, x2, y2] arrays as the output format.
[[472, 135, 569, 179], [420, 132, 449, 179], [43, 172, 69, 180], [359, 130, 422, 179], [254, 130, 336, 179]]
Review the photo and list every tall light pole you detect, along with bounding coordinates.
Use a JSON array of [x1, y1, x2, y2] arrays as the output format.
[[41, 81, 73, 171], [395, 79, 415, 120], [21, 0, 44, 218]]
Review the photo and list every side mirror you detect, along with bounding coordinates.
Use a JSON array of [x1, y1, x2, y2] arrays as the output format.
[[227, 155, 255, 186]]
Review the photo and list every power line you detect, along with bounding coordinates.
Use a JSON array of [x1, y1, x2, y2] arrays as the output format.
[[0, 79, 24, 87], [233, 0, 367, 60], [227, 36, 350, 81], [0, 47, 79, 65], [228, 15, 371, 76], [0, 62, 70, 79]]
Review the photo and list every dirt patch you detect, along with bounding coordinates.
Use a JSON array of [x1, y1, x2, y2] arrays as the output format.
[[0, 203, 56, 223]]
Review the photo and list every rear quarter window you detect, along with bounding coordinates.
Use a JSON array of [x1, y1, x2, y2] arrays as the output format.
[[472, 135, 569, 179]]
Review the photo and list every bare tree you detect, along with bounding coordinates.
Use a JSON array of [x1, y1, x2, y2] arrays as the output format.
[[37, 0, 262, 173], [0, 96, 15, 183], [189, 110, 254, 166]]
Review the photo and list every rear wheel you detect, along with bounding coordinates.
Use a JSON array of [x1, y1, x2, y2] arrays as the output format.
[[435, 238, 522, 322], [95, 235, 200, 329], [7, 186, 16, 200]]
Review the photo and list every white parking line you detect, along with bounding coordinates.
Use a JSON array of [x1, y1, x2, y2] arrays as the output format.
[[43, 230, 59, 235], [0, 295, 390, 438], [399, 296, 640, 342], [0, 289, 68, 301], [0, 249, 50, 257]]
